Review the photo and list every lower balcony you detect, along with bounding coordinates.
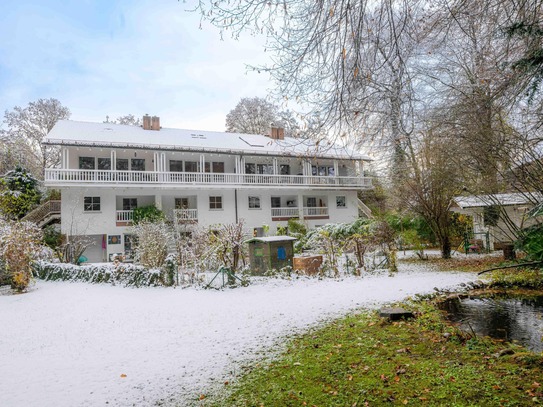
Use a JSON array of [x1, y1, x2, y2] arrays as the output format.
[[116, 209, 199, 226], [271, 207, 329, 221]]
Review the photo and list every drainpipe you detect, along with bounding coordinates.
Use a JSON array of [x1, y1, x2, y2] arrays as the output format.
[[235, 189, 239, 224]]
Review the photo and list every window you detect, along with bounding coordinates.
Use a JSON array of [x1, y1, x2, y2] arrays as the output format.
[[212, 162, 225, 173], [84, 197, 100, 212], [97, 158, 111, 170], [175, 197, 189, 209], [248, 196, 261, 209], [209, 196, 223, 210], [122, 198, 138, 210], [185, 161, 198, 172], [336, 196, 346, 208], [311, 165, 335, 176], [170, 160, 183, 172], [245, 163, 256, 174], [131, 158, 145, 171], [257, 164, 273, 174], [271, 197, 281, 208], [116, 159, 128, 171], [280, 164, 290, 175], [79, 157, 95, 170]]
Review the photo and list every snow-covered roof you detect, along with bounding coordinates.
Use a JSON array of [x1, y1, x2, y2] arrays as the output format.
[[452, 192, 542, 209], [246, 236, 298, 243], [44, 120, 371, 161]]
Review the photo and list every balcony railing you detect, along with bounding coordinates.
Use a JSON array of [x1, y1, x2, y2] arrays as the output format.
[[173, 208, 198, 223], [271, 206, 329, 219], [116, 210, 133, 223], [271, 207, 300, 218], [303, 207, 329, 217], [45, 169, 372, 189]]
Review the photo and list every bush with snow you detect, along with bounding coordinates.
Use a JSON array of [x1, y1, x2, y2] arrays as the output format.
[[0, 218, 44, 291], [32, 260, 169, 287]]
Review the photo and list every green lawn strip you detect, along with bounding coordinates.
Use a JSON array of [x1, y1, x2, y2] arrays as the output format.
[[206, 303, 543, 407]]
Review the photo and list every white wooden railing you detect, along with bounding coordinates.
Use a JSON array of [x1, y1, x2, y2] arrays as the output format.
[[271, 207, 329, 218], [303, 207, 329, 217], [271, 207, 300, 218], [173, 208, 198, 223], [116, 210, 133, 222], [45, 169, 372, 188]]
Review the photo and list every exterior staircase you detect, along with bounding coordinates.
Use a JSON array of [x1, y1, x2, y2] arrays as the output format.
[[357, 198, 374, 219], [21, 200, 61, 227]]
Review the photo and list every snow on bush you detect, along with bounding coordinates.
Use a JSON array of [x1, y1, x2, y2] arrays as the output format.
[[0, 218, 44, 291], [131, 220, 171, 269], [32, 260, 171, 287]]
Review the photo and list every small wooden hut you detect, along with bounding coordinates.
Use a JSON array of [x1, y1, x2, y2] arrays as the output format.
[[246, 236, 297, 275]]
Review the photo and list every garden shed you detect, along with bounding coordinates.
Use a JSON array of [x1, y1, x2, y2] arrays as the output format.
[[246, 236, 297, 275]]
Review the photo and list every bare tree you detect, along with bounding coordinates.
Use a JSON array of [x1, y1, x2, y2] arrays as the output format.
[[225, 97, 279, 135], [400, 123, 464, 259], [0, 98, 70, 178], [104, 114, 142, 126]]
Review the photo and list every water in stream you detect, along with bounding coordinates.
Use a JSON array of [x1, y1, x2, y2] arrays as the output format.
[[440, 294, 543, 352]]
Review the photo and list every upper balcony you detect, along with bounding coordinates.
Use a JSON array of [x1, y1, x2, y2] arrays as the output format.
[[44, 169, 372, 190]]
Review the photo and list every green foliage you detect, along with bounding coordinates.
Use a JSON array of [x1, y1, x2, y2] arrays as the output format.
[[276, 225, 288, 235], [0, 166, 42, 219], [517, 224, 543, 261], [483, 205, 501, 227], [132, 205, 165, 225], [385, 213, 436, 244], [211, 303, 541, 406], [287, 218, 308, 253], [43, 225, 62, 250], [488, 268, 543, 289], [44, 189, 61, 201]]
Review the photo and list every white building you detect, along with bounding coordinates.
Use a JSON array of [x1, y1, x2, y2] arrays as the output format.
[[451, 192, 542, 250], [43, 116, 372, 262]]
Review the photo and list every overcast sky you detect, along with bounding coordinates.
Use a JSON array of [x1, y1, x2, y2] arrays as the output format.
[[0, 0, 273, 131]]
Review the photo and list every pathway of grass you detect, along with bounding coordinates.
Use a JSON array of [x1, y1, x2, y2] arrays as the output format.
[[206, 301, 543, 406]]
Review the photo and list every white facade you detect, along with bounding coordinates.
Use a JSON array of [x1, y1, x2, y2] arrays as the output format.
[[451, 193, 542, 250], [44, 119, 372, 262]]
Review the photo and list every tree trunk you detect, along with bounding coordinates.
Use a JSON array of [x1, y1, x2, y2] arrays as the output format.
[[441, 235, 451, 259]]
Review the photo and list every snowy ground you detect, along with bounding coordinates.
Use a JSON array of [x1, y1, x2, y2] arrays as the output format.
[[0, 261, 478, 407]]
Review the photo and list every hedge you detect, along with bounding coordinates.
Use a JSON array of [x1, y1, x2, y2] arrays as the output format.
[[32, 260, 176, 287]]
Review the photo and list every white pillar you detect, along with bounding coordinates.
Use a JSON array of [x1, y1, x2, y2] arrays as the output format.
[[111, 150, 116, 171], [155, 195, 162, 210]]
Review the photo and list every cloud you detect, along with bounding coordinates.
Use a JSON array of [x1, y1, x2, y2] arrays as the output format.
[[0, 0, 272, 131]]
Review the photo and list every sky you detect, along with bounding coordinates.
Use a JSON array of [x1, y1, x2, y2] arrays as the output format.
[[0, 0, 273, 131]]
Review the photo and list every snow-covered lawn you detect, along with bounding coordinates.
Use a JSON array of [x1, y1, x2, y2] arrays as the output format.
[[0, 263, 477, 407]]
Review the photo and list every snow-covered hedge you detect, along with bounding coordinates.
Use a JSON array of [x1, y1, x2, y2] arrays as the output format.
[[32, 260, 175, 287]]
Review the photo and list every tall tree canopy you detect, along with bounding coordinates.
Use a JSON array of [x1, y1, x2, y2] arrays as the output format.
[[225, 96, 300, 136], [0, 98, 70, 178]]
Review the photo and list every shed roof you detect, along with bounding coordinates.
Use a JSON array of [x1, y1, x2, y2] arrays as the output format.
[[246, 236, 298, 243], [452, 192, 542, 209], [44, 120, 371, 161]]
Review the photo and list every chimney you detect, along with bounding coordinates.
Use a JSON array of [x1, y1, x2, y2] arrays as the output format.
[[269, 127, 285, 140], [151, 116, 160, 131], [142, 114, 151, 130]]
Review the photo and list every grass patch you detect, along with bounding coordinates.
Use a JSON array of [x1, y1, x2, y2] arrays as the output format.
[[206, 302, 543, 406]]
